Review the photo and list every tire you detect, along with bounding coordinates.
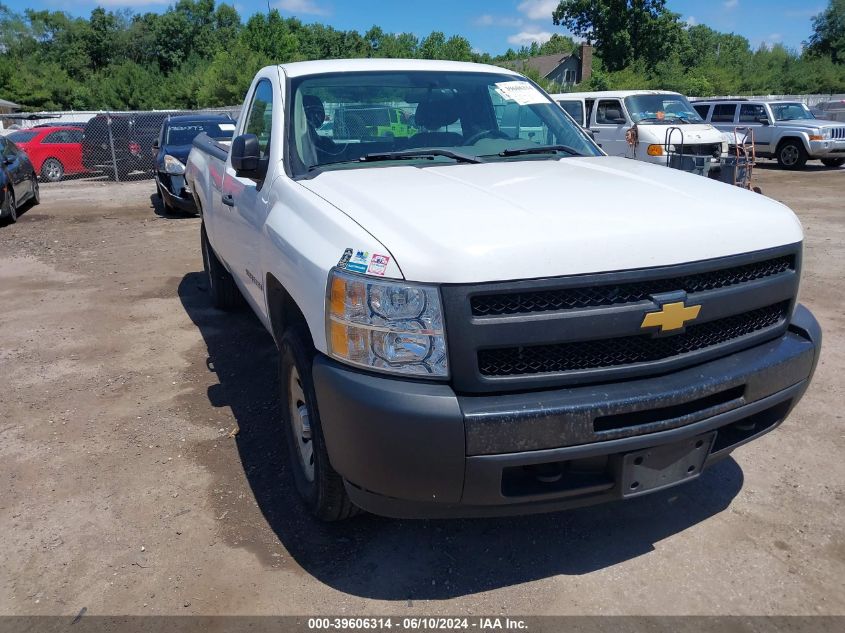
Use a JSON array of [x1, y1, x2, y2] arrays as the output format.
[[279, 324, 358, 521], [776, 140, 808, 170], [157, 183, 173, 215], [3, 188, 16, 224], [31, 177, 40, 205], [200, 223, 242, 310], [40, 158, 64, 182], [821, 158, 845, 168]]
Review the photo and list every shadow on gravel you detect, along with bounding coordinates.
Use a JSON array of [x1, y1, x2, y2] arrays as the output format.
[[178, 271, 744, 601]]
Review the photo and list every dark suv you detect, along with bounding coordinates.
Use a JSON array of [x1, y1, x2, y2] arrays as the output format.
[[82, 113, 167, 180]]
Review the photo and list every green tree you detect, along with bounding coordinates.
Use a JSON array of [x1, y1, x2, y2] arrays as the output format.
[[552, 0, 682, 70], [807, 0, 845, 63]]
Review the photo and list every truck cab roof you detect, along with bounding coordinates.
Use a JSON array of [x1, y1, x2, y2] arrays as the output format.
[[277, 58, 523, 78]]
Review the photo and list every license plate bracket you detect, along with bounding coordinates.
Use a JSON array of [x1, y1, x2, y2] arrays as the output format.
[[622, 431, 716, 498]]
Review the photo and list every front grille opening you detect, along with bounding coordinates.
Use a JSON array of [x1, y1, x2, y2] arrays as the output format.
[[501, 455, 613, 498], [471, 255, 794, 317], [479, 302, 788, 377], [712, 400, 791, 452], [594, 386, 745, 433]]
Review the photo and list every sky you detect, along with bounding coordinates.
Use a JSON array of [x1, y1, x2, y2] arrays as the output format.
[[7, 0, 827, 55]]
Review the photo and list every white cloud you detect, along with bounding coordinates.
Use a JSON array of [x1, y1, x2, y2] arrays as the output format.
[[723, 0, 738, 9], [474, 14, 524, 28], [768, 33, 783, 43], [276, 0, 330, 16], [507, 30, 554, 46], [685, 16, 698, 27], [516, 0, 559, 21]]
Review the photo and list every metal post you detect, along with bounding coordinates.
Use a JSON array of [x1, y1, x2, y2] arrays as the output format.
[[106, 113, 120, 182]]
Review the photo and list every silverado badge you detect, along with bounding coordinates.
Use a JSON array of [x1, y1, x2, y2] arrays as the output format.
[[641, 301, 702, 334]]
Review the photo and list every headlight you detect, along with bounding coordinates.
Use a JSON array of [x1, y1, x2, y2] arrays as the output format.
[[164, 154, 185, 175], [326, 268, 448, 378], [822, 128, 832, 139]]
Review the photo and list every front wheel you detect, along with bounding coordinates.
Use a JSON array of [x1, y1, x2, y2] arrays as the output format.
[[40, 158, 64, 182], [3, 188, 16, 224], [280, 324, 358, 521], [821, 158, 845, 168], [776, 140, 808, 170]]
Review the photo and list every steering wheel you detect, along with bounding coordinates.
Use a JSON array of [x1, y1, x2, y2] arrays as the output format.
[[463, 129, 511, 146]]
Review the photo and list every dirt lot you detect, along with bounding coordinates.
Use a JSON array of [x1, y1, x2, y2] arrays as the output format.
[[0, 164, 843, 617]]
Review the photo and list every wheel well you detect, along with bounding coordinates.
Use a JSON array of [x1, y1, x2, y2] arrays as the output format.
[[776, 137, 805, 151], [266, 274, 311, 348]]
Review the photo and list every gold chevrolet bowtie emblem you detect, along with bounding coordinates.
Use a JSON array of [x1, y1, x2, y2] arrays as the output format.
[[641, 301, 702, 333]]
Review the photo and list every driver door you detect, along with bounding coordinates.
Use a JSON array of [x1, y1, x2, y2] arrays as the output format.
[[223, 78, 276, 311], [738, 103, 773, 153]]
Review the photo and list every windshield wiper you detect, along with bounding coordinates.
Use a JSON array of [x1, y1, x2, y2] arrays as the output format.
[[498, 144, 582, 157], [361, 149, 483, 164]]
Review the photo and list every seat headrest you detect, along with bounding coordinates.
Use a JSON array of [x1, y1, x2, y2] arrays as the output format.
[[303, 95, 326, 129], [415, 95, 461, 130]]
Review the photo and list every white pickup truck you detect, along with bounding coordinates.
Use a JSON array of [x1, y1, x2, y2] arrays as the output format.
[[186, 59, 820, 521]]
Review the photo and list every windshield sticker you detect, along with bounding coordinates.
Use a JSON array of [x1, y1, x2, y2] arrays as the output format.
[[218, 123, 236, 131], [337, 248, 353, 269], [494, 81, 547, 106], [346, 250, 369, 274], [367, 254, 390, 276]]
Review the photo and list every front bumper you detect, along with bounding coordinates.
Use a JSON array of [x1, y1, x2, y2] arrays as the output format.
[[808, 139, 845, 158], [313, 305, 821, 518], [156, 173, 196, 213]]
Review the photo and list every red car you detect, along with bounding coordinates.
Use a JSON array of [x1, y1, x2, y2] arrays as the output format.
[[6, 126, 88, 182]]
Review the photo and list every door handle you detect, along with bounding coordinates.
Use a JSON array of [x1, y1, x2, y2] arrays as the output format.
[[590, 129, 600, 134], [222, 193, 234, 207]]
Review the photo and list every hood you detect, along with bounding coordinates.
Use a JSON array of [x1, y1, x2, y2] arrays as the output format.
[[299, 156, 803, 284], [781, 118, 844, 130], [162, 144, 193, 163], [636, 123, 724, 144]]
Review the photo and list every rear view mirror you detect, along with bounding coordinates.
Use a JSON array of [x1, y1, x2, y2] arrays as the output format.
[[231, 134, 261, 177]]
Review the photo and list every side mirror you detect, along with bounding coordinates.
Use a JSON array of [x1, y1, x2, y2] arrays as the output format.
[[757, 117, 770, 126], [584, 129, 595, 140], [3, 156, 14, 165], [231, 134, 261, 177], [152, 141, 160, 150]]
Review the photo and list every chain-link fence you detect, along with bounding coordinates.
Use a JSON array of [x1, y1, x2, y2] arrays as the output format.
[[2, 108, 240, 183]]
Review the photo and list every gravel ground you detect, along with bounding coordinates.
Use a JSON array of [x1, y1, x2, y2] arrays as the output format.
[[0, 165, 843, 617]]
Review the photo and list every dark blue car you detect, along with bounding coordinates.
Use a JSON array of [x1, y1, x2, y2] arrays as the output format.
[[153, 114, 235, 214]]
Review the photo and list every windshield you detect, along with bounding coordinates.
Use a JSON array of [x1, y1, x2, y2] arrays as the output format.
[[7, 131, 37, 144], [624, 94, 704, 124], [166, 121, 236, 145], [770, 103, 814, 121], [287, 71, 600, 177]]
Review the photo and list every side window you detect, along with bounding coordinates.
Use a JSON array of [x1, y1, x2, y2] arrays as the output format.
[[595, 99, 625, 125], [711, 104, 737, 123], [69, 130, 84, 143], [245, 79, 274, 159], [558, 101, 584, 125], [739, 104, 767, 123], [693, 104, 710, 119], [43, 131, 70, 143]]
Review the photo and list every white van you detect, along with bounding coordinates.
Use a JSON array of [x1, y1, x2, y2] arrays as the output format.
[[552, 90, 727, 174]]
